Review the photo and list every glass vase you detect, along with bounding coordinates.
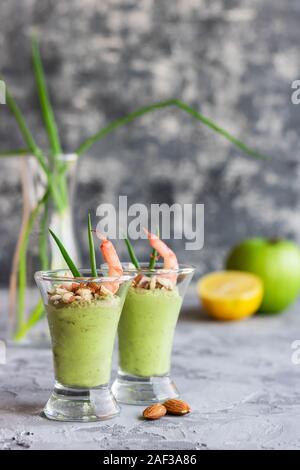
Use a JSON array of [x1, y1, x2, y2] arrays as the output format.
[[8, 154, 80, 345]]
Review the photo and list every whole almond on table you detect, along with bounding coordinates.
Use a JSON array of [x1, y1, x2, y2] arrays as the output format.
[[143, 403, 167, 420], [163, 399, 191, 415]]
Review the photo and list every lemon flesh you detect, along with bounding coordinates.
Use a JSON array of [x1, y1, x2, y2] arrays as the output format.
[[197, 271, 263, 321]]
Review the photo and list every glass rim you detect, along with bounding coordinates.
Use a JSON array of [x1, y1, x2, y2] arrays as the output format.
[[34, 268, 134, 283], [101, 262, 196, 276]]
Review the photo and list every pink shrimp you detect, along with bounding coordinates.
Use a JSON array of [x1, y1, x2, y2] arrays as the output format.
[[144, 229, 178, 283], [98, 233, 123, 293]]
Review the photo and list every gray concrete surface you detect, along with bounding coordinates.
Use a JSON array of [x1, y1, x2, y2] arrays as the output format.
[[1, 290, 300, 450]]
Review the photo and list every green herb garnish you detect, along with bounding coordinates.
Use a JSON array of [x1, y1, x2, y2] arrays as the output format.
[[149, 227, 159, 270], [124, 237, 140, 270], [88, 212, 97, 277], [32, 35, 62, 159], [75, 99, 269, 160], [49, 228, 81, 277]]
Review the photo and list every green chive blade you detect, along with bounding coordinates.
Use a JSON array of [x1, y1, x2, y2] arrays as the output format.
[[31, 36, 62, 157], [149, 247, 157, 270], [88, 212, 97, 277], [75, 99, 269, 160], [5, 86, 50, 176], [124, 237, 140, 270], [76, 100, 176, 156], [149, 227, 159, 269], [49, 228, 81, 277], [5, 88, 42, 156], [16, 190, 49, 333], [174, 99, 269, 160]]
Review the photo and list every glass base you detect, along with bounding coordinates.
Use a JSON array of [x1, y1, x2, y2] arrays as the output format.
[[112, 371, 179, 405], [43, 382, 120, 422]]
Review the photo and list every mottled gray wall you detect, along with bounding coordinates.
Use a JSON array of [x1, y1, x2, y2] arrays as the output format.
[[0, 0, 300, 285]]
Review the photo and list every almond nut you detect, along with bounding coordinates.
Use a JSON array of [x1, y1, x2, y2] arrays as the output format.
[[149, 275, 157, 290], [133, 273, 144, 287], [62, 292, 75, 304], [157, 277, 174, 290], [50, 294, 62, 302], [76, 288, 93, 300], [56, 287, 69, 296], [100, 285, 113, 297], [143, 403, 167, 420], [88, 282, 101, 294], [163, 399, 191, 415], [70, 282, 81, 292]]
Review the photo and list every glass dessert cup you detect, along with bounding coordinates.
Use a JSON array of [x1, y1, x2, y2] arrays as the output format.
[[109, 263, 195, 405], [35, 269, 133, 421]]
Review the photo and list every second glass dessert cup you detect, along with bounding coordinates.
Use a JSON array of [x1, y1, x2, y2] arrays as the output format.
[[111, 263, 195, 405], [35, 269, 133, 422]]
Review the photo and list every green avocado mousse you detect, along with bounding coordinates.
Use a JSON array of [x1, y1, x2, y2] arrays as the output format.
[[35, 215, 133, 421], [111, 230, 195, 405], [119, 281, 182, 377], [46, 287, 122, 388]]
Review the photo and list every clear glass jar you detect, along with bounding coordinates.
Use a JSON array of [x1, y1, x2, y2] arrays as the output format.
[[8, 154, 80, 345]]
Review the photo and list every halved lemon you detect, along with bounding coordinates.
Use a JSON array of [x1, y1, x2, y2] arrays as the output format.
[[197, 271, 263, 321]]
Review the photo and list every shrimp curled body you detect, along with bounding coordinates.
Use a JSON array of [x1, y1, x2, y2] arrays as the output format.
[[98, 234, 123, 293], [144, 229, 178, 283]]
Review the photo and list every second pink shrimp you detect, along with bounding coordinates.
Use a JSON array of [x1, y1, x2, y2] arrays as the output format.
[[98, 234, 123, 294], [144, 229, 178, 283]]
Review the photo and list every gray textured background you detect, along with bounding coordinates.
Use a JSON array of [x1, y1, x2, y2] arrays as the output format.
[[0, 0, 299, 285]]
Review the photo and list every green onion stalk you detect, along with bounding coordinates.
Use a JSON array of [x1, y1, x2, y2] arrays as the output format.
[[0, 36, 268, 340]]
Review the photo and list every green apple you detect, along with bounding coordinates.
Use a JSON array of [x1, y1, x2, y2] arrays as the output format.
[[226, 238, 300, 313]]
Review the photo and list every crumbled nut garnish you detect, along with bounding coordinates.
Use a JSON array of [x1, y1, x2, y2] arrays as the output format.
[[139, 277, 151, 288], [56, 287, 69, 296], [132, 273, 175, 291], [48, 281, 115, 306], [133, 273, 144, 287], [76, 288, 93, 301], [100, 285, 114, 297], [156, 277, 174, 290], [88, 282, 101, 294], [62, 292, 75, 304], [50, 294, 62, 302], [149, 275, 157, 290]]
